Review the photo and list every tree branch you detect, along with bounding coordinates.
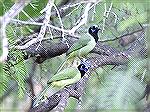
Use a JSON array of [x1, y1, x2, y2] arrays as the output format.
[[29, 52, 129, 112], [0, 0, 31, 63]]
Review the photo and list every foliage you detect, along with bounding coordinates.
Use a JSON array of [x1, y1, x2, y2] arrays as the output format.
[[0, 0, 149, 111], [80, 58, 147, 111], [3, 49, 27, 98]]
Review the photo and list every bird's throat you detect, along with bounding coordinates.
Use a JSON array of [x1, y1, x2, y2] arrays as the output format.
[[91, 33, 98, 43], [80, 71, 85, 77], [94, 35, 98, 43]]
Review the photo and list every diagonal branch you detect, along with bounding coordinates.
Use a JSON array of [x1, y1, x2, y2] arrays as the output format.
[[29, 53, 129, 112]]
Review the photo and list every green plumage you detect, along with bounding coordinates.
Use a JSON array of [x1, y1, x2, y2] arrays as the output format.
[[33, 66, 81, 107], [55, 25, 100, 73], [48, 68, 81, 88], [66, 33, 96, 59], [66, 35, 91, 56], [48, 67, 79, 84]]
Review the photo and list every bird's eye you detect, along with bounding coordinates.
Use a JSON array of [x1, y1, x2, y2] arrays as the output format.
[[79, 64, 85, 71], [81, 65, 85, 68], [82, 65, 85, 68], [92, 25, 98, 29]]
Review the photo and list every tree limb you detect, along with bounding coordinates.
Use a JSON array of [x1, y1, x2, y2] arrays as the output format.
[[0, 0, 31, 63]]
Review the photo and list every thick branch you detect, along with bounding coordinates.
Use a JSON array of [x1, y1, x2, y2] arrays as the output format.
[[28, 27, 147, 111], [21, 29, 146, 64], [29, 53, 129, 112]]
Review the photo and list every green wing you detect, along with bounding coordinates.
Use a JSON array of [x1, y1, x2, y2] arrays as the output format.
[[48, 67, 79, 84], [66, 34, 91, 55]]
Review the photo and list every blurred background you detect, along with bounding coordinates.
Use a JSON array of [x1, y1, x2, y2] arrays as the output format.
[[0, 0, 149, 112]]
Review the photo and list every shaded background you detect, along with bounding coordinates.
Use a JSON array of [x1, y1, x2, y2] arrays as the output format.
[[0, 0, 149, 112]]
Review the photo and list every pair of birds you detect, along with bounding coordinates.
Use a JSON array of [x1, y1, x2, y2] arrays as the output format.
[[33, 25, 100, 107]]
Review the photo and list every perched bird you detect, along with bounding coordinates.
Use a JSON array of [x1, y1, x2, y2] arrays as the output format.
[[57, 25, 100, 73], [47, 63, 89, 88], [33, 63, 89, 107], [66, 25, 100, 58]]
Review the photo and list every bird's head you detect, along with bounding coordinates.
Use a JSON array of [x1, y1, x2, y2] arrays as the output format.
[[78, 64, 89, 77], [88, 25, 100, 42]]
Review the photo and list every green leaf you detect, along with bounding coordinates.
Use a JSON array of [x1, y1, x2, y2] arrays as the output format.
[[3, 49, 27, 98], [127, 58, 147, 77], [0, 63, 12, 97], [14, 52, 26, 99], [118, 12, 147, 32], [94, 71, 146, 110], [0, 63, 5, 96]]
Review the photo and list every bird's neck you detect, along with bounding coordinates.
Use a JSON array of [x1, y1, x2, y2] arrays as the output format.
[[80, 71, 85, 77], [91, 34, 98, 43]]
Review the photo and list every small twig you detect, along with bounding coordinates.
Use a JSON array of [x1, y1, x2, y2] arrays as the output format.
[[69, 3, 92, 34], [11, 19, 69, 33], [52, 3, 65, 39], [69, 1, 101, 34], [35, 0, 54, 51], [21, 10, 35, 22], [105, 3, 113, 18], [141, 69, 147, 82], [61, 1, 90, 10], [111, 11, 118, 24], [102, 2, 113, 33], [100, 28, 144, 43], [92, 2, 96, 21], [65, 4, 81, 17]]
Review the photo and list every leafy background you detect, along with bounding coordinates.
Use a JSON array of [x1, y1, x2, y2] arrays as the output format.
[[0, 0, 149, 111]]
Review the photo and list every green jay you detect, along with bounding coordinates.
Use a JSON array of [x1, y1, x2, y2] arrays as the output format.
[[57, 25, 100, 73], [47, 63, 89, 87], [33, 62, 90, 107]]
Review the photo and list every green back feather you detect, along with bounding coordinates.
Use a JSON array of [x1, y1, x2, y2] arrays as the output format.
[[66, 34, 91, 56], [48, 67, 79, 84]]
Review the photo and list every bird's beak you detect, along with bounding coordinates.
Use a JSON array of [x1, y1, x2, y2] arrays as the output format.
[[98, 28, 101, 31], [85, 65, 90, 72], [84, 67, 89, 72]]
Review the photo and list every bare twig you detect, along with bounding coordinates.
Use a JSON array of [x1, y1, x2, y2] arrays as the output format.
[[11, 19, 69, 33], [35, 0, 54, 50], [69, 3, 92, 34], [111, 11, 118, 24], [13, 1, 102, 50], [102, 2, 113, 33], [52, 3, 65, 39], [65, 4, 81, 17]]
